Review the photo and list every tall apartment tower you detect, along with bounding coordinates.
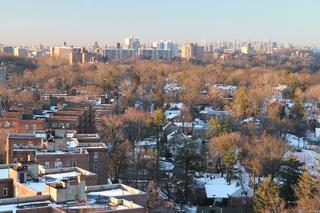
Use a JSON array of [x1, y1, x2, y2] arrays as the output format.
[[181, 43, 195, 61], [124, 36, 140, 50]]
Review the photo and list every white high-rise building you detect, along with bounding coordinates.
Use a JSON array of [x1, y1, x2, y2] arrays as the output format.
[[124, 36, 140, 50], [152, 40, 179, 57]]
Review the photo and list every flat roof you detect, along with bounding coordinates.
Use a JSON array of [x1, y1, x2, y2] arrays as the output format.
[[0, 168, 9, 179], [24, 181, 46, 192], [44, 171, 79, 181], [88, 188, 133, 197], [0, 201, 51, 212]]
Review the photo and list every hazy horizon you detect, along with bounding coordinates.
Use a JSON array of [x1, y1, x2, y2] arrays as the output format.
[[1, 0, 320, 47]]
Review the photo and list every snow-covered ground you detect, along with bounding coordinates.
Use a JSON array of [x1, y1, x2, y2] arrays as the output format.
[[284, 149, 320, 175], [285, 134, 309, 148], [160, 161, 174, 171]]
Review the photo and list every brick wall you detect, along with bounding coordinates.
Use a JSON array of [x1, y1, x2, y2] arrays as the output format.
[[0, 178, 13, 199]]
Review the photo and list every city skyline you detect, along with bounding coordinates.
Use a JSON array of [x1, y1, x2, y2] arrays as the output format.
[[1, 0, 320, 47]]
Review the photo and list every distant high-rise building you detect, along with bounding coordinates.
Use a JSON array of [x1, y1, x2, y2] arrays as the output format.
[[102, 48, 135, 61], [13, 47, 28, 57], [181, 43, 194, 60], [0, 66, 9, 85], [138, 49, 171, 60], [124, 36, 140, 49], [93, 41, 99, 50], [152, 40, 179, 57], [181, 43, 204, 60], [50, 43, 93, 64], [0, 46, 14, 55], [241, 43, 254, 55]]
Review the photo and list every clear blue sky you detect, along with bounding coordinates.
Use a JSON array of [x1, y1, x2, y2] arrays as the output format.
[[1, 0, 320, 46]]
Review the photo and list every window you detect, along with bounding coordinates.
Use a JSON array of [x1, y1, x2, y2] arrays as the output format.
[[13, 158, 17, 163], [93, 164, 98, 172], [54, 160, 62, 168], [3, 188, 8, 197], [66, 161, 70, 167], [19, 157, 23, 162], [52, 123, 57, 128], [242, 198, 247, 204], [44, 162, 50, 169], [71, 161, 77, 167], [24, 124, 29, 129], [4, 122, 10, 128], [32, 124, 37, 129], [93, 152, 98, 161]]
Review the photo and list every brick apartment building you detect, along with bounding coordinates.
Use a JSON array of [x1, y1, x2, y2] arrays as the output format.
[[5, 133, 44, 164], [75, 134, 108, 184], [0, 178, 13, 199], [64, 102, 96, 133], [36, 149, 90, 171], [46, 103, 96, 134], [0, 111, 45, 163]]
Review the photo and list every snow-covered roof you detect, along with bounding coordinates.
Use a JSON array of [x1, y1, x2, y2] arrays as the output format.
[[44, 171, 79, 181], [160, 161, 174, 171], [214, 84, 238, 91], [169, 102, 183, 109], [24, 181, 46, 192], [136, 139, 157, 147], [66, 138, 79, 149], [165, 109, 181, 120], [0, 201, 51, 213], [167, 129, 188, 141], [241, 117, 260, 124], [88, 188, 132, 197], [274, 85, 288, 91], [205, 178, 252, 199], [174, 122, 193, 128], [199, 107, 231, 116], [0, 168, 9, 179]]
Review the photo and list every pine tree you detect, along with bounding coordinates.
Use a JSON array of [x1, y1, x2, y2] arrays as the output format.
[[150, 108, 165, 182], [278, 157, 304, 207], [175, 140, 204, 202], [254, 175, 286, 213], [295, 170, 320, 211]]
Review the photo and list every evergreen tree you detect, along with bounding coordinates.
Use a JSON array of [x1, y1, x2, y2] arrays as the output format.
[[150, 108, 166, 182], [175, 140, 204, 203], [255, 175, 286, 213], [278, 157, 304, 207], [295, 170, 320, 211]]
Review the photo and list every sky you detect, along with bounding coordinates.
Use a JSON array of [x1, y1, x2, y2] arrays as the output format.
[[1, 0, 320, 46]]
